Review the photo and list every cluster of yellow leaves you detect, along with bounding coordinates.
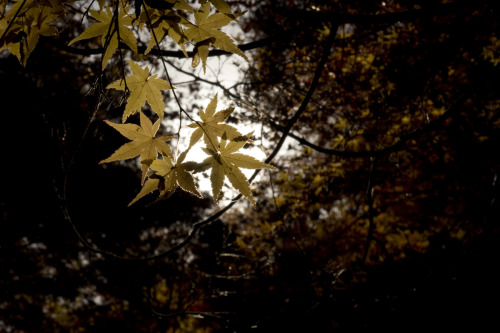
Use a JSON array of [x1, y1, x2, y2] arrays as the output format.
[[181, 2, 248, 72], [1, 0, 271, 206], [88, 1, 270, 206], [186, 92, 240, 149], [136, 6, 189, 57], [69, 0, 247, 71], [128, 149, 202, 206], [0, 0, 67, 65], [106, 91, 274, 206], [68, 4, 137, 69], [102, 92, 273, 206], [200, 130, 274, 205], [1, 0, 248, 71], [99, 110, 173, 184]]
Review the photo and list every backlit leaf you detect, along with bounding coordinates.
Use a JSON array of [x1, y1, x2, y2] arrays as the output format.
[[107, 59, 173, 122], [136, 7, 189, 57], [182, 2, 248, 73], [128, 152, 202, 205], [100, 111, 173, 184], [201, 132, 274, 205], [68, 5, 137, 68], [187, 93, 241, 151], [0, 5, 58, 66]]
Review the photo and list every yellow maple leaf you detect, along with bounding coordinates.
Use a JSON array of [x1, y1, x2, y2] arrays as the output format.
[[0, 5, 58, 66], [208, 0, 232, 15], [128, 150, 202, 206], [187, 93, 241, 151], [135, 7, 189, 57], [0, 0, 7, 15], [107, 59, 173, 122], [68, 4, 137, 68], [182, 2, 248, 73], [200, 132, 275, 205], [100, 111, 173, 184]]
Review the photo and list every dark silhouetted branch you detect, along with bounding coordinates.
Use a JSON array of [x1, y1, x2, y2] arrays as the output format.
[[268, 94, 467, 158]]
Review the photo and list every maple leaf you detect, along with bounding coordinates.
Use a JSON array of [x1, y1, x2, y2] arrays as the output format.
[[107, 59, 173, 122], [68, 5, 137, 68], [0, 0, 6, 15], [207, 0, 232, 15], [129, 150, 202, 206], [100, 111, 173, 184], [182, 2, 248, 73], [199, 132, 275, 205], [135, 7, 189, 57], [204, 0, 245, 19], [0, 5, 58, 66], [187, 93, 241, 151]]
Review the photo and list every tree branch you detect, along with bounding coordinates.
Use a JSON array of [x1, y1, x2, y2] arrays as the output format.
[[262, 22, 338, 165], [43, 35, 282, 58], [267, 94, 467, 158]]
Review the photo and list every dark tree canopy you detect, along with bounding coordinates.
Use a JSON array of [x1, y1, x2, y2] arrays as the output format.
[[1, 0, 500, 331]]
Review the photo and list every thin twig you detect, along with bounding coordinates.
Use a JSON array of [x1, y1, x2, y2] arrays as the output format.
[[114, 0, 129, 92], [267, 94, 467, 158], [362, 157, 377, 263], [0, 0, 27, 43], [263, 23, 337, 164]]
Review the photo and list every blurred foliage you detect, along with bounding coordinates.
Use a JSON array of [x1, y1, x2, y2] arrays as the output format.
[[218, 0, 500, 330]]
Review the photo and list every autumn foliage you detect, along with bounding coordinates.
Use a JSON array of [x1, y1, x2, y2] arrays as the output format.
[[1, 0, 274, 207], [2, 0, 500, 331]]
